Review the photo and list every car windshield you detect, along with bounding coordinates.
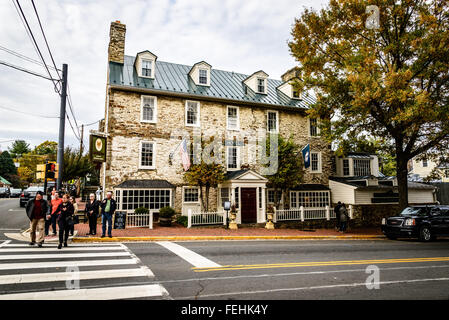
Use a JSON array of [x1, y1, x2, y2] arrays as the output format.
[[27, 187, 43, 192], [400, 207, 428, 216]]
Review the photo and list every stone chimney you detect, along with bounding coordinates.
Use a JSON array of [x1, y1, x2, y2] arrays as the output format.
[[281, 66, 301, 82], [108, 21, 126, 64]]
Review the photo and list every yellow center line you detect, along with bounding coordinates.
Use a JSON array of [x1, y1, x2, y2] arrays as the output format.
[[192, 257, 449, 272]]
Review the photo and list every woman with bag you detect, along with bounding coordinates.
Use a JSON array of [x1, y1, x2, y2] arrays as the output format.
[[85, 193, 100, 235], [54, 194, 74, 249]]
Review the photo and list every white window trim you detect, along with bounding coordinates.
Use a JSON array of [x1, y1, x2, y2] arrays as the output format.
[[182, 186, 200, 204], [185, 100, 201, 127], [226, 105, 240, 131], [138, 140, 156, 170], [226, 145, 240, 171], [140, 58, 155, 79], [310, 151, 322, 173], [140, 95, 157, 123], [267, 110, 279, 133], [308, 118, 321, 137], [267, 189, 283, 204], [342, 158, 350, 177], [198, 68, 209, 86], [257, 77, 267, 94], [291, 87, 301, 100]]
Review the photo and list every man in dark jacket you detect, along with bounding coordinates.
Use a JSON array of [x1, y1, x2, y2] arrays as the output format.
[[85, 193, 100, 235], [26, 191, 49, 247], [334, 201, 342, 230], [100, 191, 116, 238]]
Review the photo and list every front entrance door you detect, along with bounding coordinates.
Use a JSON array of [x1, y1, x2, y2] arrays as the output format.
[[241, 188, 257, 223]]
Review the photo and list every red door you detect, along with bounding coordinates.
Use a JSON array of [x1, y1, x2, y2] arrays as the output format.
[[241, 188, 257, 223]]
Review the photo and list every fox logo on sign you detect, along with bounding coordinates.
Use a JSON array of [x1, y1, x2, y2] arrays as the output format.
[[301, 144, 310, 169]]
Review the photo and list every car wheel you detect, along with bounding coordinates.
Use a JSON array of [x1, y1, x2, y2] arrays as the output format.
[[386, 234, 397, 240], [419, 226, 432, 242]]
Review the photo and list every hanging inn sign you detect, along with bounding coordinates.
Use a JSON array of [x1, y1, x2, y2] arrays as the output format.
[[89, 134, 107, 163]]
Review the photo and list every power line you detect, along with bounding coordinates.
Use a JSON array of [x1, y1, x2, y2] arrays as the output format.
[[0, 104, 59, 119], [12, 0, 60, 94], [66, 113, 81, 142], [0, 45, 60, 71], [80, 119, 101, 127], [66, 84, 81, 137], [0, 59, 56, 81]]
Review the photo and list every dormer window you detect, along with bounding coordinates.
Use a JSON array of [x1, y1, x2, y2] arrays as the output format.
[[141, 59, 152, 77], [257, 78, 266, 93], [199, 69, 208, 85], [292, 89, 300, 99]]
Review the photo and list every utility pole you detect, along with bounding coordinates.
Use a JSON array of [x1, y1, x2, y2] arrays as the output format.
[[80, 124, 84, 154], [43, 159, 48, 200], [56, 63, 68, 192]]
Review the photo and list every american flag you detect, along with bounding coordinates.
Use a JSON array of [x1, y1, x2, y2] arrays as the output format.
[[180, 138, 191, 171]]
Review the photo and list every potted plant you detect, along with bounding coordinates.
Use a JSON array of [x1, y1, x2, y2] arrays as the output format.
[[159, 206, 175, 226]]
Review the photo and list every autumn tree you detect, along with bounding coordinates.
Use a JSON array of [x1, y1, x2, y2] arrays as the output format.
[[289, 0, 449, 209]]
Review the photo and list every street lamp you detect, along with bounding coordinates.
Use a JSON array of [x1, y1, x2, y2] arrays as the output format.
[[223, 201, 231, 228]]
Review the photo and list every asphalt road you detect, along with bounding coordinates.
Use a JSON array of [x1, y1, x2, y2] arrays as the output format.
[[0, 198, 28, 239]]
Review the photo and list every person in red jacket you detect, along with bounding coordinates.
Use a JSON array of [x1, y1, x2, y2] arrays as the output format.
[[46, 191, 63, 236]]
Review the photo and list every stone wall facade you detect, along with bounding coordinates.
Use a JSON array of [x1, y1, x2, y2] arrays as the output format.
[[102, 88, 332, 213], [108, 22, 126, 64]]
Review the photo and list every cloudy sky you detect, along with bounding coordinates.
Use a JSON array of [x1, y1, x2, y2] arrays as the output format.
[[0, 0, 328, 152]]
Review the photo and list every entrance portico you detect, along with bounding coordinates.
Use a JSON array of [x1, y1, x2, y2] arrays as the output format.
[[218, 169, 268, 224]]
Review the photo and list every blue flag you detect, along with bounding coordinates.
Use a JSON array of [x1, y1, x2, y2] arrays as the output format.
[[301, 144, 310, 169]]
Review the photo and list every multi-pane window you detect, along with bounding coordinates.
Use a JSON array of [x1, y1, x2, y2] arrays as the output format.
[[258, 188, 262, 209], [290, 191, 330, 208], [292, 89, 300, 99], [220, 188, 229, 207], [309, 118, 320, 136], [310, 152, 321, 172], [343, 159, 350, 176], [199, 69, 208, 84], [227, 146, 238, 170], [141, 59, 152, 77], [120, 189, 171, 211], [227, 106, 239, 130], [267, 111, 278, 133], [186, 101, 200, 126], [183, 188, 199, 203], [422, 159, 428, 167], [267, 190, 282, 204], [141, 96, 156, 122], [257, 78, 265, 93], [353, 159, 371, 176], [234, 187, 239, 208], [140, 141, 155, 168]]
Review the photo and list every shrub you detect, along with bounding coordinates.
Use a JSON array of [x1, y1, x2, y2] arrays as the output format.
[[134, 207, 149, 214], [176, 215, 188, 227], [159, 206, 175, 218]]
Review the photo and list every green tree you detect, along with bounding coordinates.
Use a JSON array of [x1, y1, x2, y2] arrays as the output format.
[[8, 140, 30, 158], [265, 135, 305, 209], [34, 141, 58, 156], [0, 151, 17, 177], [289, 0, 449, 209]]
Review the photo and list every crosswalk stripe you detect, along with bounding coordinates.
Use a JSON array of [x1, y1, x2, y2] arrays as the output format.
[[1, 243, 122, 247], [0, 241, 11, 248], [0, 247, 126, 252], [0, 266, 154, 285], [0, 258, 138, 270], [0, 284, 169, 300], [156, 241, 221, 268], [0, 252, 131, 260]]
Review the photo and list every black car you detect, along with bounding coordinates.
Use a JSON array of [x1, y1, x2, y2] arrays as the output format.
[[19, 186, 44, 207], [381, 205, 449, 241]]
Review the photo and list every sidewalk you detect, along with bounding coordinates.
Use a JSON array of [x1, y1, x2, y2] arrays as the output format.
[[73, 222, 384, 242]]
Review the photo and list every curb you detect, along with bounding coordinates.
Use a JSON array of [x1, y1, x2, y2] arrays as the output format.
[[72, 235, 385, 242]]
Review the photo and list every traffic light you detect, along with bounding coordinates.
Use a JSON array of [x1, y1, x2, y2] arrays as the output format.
[[45, 162, 59, 180]]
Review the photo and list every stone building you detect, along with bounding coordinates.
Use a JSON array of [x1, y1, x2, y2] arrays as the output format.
[[99, 21, 333, 224]]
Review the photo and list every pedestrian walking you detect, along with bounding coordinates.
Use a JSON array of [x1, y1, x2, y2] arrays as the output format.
[[100, 191, 116, 238], [25, 191, 49, 247], [69, 196, 78, 236], [95, 186, 102, 201], [54, 194, 74, 249], [334, 201, 342, 230], [339, 203, 349, 233], [85, 193, 100, 235], [45, 191, 62, 236]]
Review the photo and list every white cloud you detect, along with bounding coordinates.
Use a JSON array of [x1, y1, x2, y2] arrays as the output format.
[[0, 0, 328, 152]]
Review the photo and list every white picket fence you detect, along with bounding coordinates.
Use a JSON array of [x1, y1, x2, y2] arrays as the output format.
[[187, 209, 227, 228], [125, 210, 154, 229], [274, 205, 352, 222]]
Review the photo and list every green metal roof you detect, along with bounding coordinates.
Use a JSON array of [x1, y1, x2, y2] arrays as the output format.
[[0, 176, 11, 185], [109, 56, 316, 109]]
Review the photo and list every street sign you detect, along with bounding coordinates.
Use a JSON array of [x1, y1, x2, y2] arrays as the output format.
[[89, 134, 107, 162]]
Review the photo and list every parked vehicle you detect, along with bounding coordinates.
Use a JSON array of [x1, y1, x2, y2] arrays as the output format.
[[381, 205, 449, 241], [19, 186, 44, 207], [9, 188, 22, 198], [0, 187, 10, 198]]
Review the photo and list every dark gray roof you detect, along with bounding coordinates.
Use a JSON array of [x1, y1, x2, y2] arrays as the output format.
[[115, 179, 175, 189], [290, 184, 330, 191], [108, 56, 316, 109]]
